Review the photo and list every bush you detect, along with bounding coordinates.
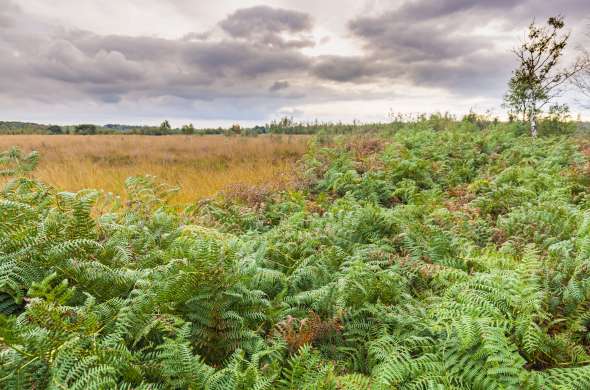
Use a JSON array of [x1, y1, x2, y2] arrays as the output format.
[[47, 125, 63, 135], [74, 124, 97, 135]]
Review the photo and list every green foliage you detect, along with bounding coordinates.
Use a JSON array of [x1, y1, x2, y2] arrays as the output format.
[[181, 123, 195, 135], [75, 124, 97, 135], [47, 125, 63, 135], [0, 121, 49, 135], [504, 15, 584, 137], [0, 147, 39, 177], [2, 123, 590, 388]]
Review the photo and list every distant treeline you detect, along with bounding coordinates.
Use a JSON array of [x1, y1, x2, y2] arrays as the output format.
[[0, 112, 586, 136], [0, 118, 386, 136]]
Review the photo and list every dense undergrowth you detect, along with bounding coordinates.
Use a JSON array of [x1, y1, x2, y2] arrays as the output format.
[[2, 122, 590, 388]]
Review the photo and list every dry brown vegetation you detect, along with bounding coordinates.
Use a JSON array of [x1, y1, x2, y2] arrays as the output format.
[[0, 134, 309, 203]]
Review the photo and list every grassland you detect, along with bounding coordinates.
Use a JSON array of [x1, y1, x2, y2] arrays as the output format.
[[0, 134, 308, 202]]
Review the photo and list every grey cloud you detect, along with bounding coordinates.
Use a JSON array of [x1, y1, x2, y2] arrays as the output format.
[[350, 0, 590, 52], [355, 0, 589, 33], [219, 5, 314, 48], [0, 12, 14, 29], [182, 31, 211, 41], [36, 40, 144, 84], [349, 5, 496, 62], [0, 3, 316, 108], [269, 81, 290, 92], [351, 19, 491, 62], [411, 52, 515, 95], [70, 33, 311, 79], [184, 41, 310, 78], [0, 2, 21, 29], [346, 1, 507, 94], [311, 56, 381, 82], [220, 5, 311, 37], [347, 0, 590, 96], [383, 0, 518, 23], [70, 34, 181, 62], [1, 0, 589, 123]]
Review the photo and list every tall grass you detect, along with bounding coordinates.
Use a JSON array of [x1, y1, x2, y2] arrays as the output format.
[[0, 134, 309, 202]]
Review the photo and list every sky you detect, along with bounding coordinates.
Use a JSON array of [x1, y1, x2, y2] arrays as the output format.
[[1, 0, 589, 127]]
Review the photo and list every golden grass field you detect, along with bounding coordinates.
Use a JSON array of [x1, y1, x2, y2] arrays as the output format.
[[0, 134, 309, 203]]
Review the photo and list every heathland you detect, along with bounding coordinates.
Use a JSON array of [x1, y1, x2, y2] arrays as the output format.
[[0, 134, 308, 203], [3, 118, 590, 388]]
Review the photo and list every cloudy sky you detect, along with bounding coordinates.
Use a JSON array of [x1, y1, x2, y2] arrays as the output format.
[[1, 0, 589, 126]]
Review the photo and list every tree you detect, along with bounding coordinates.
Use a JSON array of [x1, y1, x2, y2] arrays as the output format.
[[160, 120, 171, 133], [75, 124, 97, 135], [573, 27, 590, 106], [230, 123, 241, 135], [47, 125, 63, 135], [181, 123, 195, 135], [504, 16, 585, 137], [575, 63, 590, 106]]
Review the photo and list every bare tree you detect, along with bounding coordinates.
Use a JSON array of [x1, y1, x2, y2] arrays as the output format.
[[573, 24, 590, 106], [504, 16, 585, 137]]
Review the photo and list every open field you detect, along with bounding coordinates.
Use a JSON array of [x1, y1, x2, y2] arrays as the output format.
[[0, 134, 309, 202]]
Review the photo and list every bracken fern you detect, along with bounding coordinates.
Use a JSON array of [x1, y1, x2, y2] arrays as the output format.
[[2, 122, 590, 388]]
